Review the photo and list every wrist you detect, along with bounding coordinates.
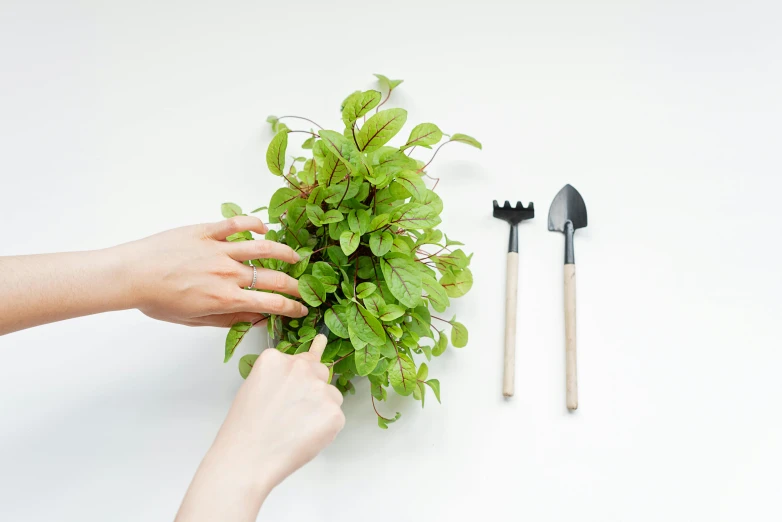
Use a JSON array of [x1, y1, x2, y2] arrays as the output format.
[[92, 246, 138, 311]]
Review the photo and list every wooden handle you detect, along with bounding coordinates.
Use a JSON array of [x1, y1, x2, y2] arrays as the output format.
[[503, 252, 519, 397], [564, 264, 578, 410]]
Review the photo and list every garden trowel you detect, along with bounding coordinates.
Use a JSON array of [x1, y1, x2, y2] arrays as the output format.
[[548, 184, 588, 411]]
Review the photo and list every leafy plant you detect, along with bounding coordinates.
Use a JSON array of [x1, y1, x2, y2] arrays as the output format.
[[222, 74, 480, 428]]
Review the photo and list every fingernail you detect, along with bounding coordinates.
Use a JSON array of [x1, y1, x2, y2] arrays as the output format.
[[293, 252, 301, 262], [300, 305, 308, 316]]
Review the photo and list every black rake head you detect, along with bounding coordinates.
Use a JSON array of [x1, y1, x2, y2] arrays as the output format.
[[492, 200, 535, 225]]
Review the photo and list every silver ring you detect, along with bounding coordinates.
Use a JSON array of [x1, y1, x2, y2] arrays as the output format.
[[248, 265, 257, 290]]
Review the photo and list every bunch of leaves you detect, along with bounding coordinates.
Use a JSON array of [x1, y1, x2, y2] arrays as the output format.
[[222, 74, 480, 428]]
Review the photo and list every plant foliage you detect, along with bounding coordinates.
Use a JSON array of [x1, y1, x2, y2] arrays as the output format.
[[223, 74, 480, 427]]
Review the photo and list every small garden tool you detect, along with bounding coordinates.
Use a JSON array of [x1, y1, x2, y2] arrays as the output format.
[[493, 200, 535, 398], [547, 184, 588, 411]]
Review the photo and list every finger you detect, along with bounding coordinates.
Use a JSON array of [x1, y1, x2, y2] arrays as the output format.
[[307, 333, 328, 362], [189, 313, 268, 328], [208, 216, 268, 240], [324, 383, 344, 406], [226, 240, 300, 264], [241, 266, 300, 297], [237, 291, 308, 318]]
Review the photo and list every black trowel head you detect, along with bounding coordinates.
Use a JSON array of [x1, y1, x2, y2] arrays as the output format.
[[547, 185, 588, 232]]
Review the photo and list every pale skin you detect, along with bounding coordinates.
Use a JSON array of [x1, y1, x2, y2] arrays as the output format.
[[0, 215, 346, 520]]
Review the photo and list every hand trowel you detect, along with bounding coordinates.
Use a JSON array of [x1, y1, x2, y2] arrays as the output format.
[[548, 185, 588, 411]]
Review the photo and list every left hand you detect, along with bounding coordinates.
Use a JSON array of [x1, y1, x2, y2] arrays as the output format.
[[114, 216, 309, 327]]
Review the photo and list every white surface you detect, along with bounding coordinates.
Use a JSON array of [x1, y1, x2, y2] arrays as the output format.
[[1, 1, 781, 520]]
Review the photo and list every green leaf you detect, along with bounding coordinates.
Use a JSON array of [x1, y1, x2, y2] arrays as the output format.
[[285, 200, 308, 231], [374, 73, 404, 92], [226, 230, 252, 242], [356, 282, 377, 299], [354, 343, 380, 376], [342, 90, 382, 125], [325, 179, 360, 204], [451, 321, 468, 348], [432, 330, 447, 356], [225, 322, 252, 362], [409, 305, 432, 339], [318, 130, 358, 172], [298, 275, 326, 307], [266, 130, 289, 175], [402, 123, 442, 150], [433, 249, 470, 273], [317, 149, 349, 187], [356, 109, 408, 152], [439, 268, 474, 298], [380, 256, 422, 308], [306, 204, 325, 226], [421, 274, 450, 313], [369, 214, 390, 231], [420, 189, 443, 214], [378, 304, 406, 321], [327, 245, 349, 266], [339, 230, 360, 256], [348, 209, 371, 234], [288, 247, 312, 278], [388, 354, 417, 396], [320, 209, 343, 224], [363, 292, 384, 317], [221, 202, 242, 218], [369, 231, 393, 256], [324, 307, 349, 339], [269, 187, 301, 218], [417, 362, 429, 381], [348, 303, 386, 345], [444, 234, 464, 247], [312, 262, 337, 281], [425, 379, 441, 403], [238, 354, 259, 379], [392, 204, 441, 230], [449, 133, 482, 149], [394, 171, 427, 201], [301, 136, 315, 149]]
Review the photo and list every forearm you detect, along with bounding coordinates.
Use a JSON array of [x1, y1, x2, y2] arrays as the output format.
[[175, 440, 274, 522], [0, 248, 133, 335]]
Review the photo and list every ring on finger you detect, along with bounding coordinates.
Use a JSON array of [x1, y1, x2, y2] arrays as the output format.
[[247, 265, 257, 290]]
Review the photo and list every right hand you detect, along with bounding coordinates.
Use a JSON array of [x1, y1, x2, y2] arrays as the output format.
[[213, 340, 345, 491]]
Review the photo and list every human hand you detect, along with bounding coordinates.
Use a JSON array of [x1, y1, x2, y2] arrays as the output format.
[[114, 216, 309, 327], [175, 338, 345, 522]]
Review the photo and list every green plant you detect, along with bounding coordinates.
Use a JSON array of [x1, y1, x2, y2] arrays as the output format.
[[222, 74, 480, 428]]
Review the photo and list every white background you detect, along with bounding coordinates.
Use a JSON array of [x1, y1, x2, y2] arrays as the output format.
[[1, 1, 781, 520]]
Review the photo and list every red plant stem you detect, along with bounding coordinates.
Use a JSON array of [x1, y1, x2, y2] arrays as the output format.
[[376, 88, 393, 113], [336, 174, 351, 208], [431, 315, 451, 324], [277, 115, 324, 130], [351, 122, 360, 149], [287, 130, 318, 136], [329, 351, 355, 368], [418, 140, 453, 172]]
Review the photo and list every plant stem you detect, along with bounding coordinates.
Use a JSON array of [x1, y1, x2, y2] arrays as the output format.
[[287, 130, 318, 137], [277, 115, 324, 130], [376, 88, 393, 113], [336, 174, 351, 208], [431, 315, 452, 324], [418, 140, 453, 172], [329, 351, 355, 368]]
